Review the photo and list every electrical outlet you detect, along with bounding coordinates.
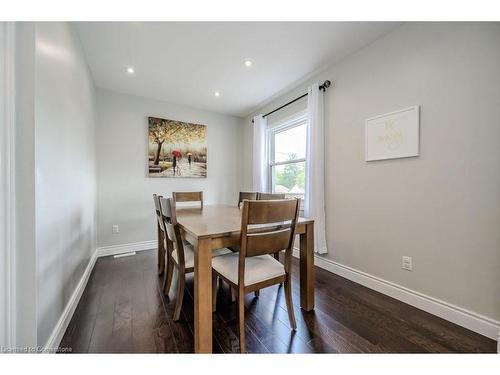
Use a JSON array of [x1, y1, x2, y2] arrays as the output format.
[[112, 224, 120, 234], [402, 256, 413, 271]]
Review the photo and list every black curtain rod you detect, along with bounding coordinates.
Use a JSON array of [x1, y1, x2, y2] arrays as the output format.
[[252, 80, 331, 123]]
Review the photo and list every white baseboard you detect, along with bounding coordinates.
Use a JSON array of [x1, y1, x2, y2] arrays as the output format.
[[293, 248, 500, 343], [43, 250, 98, 351], [96, 240, 156, 258]]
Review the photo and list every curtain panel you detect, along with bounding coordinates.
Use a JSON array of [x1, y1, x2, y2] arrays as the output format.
[[305, 83, 328, 254], [252, 114, 268, 192]]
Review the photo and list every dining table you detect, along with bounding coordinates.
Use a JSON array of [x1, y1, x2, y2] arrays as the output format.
[[175, 204, 315, 353]]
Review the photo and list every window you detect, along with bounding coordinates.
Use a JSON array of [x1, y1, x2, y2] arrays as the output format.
[[268, 114, 308, 202]]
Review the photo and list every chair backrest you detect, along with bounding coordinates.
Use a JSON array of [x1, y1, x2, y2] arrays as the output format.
[[173, 191, 203, 208], [159, 197, 187, 269], [153, 194, 165, 231], [238, 192, 258, 208], [239, 199, 300, 281], [256, 192, 286, 200]]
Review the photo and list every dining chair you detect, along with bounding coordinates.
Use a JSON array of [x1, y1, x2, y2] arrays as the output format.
[[238, 192, 257, 208], [211, 198, 300, 353], [225, 192, 259, 300], [256, 192, 286, 200], [172, 191, 203, 208], [159, 197, 232, 321], [153, 194, 165, 276]]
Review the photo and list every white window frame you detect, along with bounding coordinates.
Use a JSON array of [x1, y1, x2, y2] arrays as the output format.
[[267, 110, 308, 203]]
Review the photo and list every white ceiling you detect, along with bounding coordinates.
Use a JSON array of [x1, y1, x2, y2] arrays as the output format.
[[75, 22, 401, 117]]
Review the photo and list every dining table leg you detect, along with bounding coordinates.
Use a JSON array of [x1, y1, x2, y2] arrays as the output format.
[[194, 237, 213, 353], [299, 222, 315, 311]]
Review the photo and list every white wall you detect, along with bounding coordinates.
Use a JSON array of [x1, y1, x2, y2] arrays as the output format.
[[0, 21, 7, 347], [245, 23, 500, 325], [96, 89, 245, 248], [14, 22, 37, 347], [35, 23, 97, 346]]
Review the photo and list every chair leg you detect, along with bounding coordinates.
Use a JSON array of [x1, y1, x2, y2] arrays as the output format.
[[254, 290, 260, 297], [172, 269, 185, 321], [162, 255, 174, 296], [157, 230, 165, 276], [238, 290, 246, 353], [212, 273, 218, 312], [284, 277, 297, 330]]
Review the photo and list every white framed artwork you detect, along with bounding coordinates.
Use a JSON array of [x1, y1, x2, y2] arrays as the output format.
[[365, 105, 420, 161]]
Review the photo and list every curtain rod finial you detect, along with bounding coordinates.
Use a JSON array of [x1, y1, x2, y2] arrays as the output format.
[[320, 80, 331, 92]]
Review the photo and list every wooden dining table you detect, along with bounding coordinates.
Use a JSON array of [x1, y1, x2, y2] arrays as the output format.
[[175, 204, 315, 353]]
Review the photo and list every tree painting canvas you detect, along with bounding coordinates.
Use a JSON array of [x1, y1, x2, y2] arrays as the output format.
[[148, 117, 207, 178]]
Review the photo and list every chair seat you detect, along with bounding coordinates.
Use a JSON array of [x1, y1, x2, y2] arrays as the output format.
[[172, 245, 232, 269], [212, 252, 285, 286]]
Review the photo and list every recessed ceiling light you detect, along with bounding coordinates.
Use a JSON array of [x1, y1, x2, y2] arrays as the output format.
[[127, 67, 135, 74], [244, 59, 253, 67], [214, 91, 220, 97]]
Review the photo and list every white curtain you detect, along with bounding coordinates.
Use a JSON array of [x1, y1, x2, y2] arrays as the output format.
[[305, 83, 328, 254], [252, 114, 268, 192]]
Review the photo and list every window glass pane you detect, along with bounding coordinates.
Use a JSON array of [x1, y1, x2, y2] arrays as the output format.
[[272, 161, 305, 199], [274, 123, 307, 163]]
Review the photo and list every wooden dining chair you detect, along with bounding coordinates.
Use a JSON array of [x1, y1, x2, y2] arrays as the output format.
[[159, 197, 231, 321], [226, 192, 259, 300], [153, 194, 165, 276], [238, 192, 257, 208], [211, 198, 300, 353], [256, 192, 286, 200], [172, 191, 203, 208]]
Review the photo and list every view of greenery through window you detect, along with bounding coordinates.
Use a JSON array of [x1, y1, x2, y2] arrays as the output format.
[[273, 157, 305, 197], [271, 122, 307, 199]]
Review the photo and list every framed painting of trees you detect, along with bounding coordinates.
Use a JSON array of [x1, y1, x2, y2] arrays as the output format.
[[148, 116, 207, 178]]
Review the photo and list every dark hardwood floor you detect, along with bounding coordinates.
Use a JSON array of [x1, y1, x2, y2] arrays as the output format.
[[59, 250, 496, 353]]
